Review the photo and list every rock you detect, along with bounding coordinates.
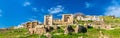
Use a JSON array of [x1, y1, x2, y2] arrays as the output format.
[[34, 25, 46, 35], [45, 26, 53, 32], [28, 28, 35, 35], [54, 25, 60, 30], [86, 24, 92, 28], [75, 25, 87, 33], [26, 22, 33, 29], [64, 25, 74, 34]]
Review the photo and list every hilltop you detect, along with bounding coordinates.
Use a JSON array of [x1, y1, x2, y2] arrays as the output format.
[[1, 15, 120, 38]]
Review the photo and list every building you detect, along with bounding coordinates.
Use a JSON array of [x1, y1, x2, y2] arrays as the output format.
[[74, 13, 84, 20], [75, 15, 103, 21], [62, 14, 73, 25], [53, 19, 62, 25], [44, 14, 74, 25], [44, 15, 53, 26]]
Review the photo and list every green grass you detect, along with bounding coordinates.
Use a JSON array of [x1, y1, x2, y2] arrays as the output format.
[[0, 27, 120, 38]]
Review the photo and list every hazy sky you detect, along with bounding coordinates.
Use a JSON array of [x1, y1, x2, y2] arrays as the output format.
[[0, 0, 120, 28]]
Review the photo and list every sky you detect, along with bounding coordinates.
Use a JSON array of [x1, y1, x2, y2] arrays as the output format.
[[0, 0, 120, 28]]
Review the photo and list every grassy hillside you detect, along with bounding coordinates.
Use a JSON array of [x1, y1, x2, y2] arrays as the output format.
[[0, 27, 120, 38], [1, 16, 120, 38]]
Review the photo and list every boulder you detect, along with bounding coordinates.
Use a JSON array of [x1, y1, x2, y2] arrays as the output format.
[[86, 24, 92, 28], [45, 26, 53, 32], [64, 25, 74, 34], [54, 25, 60, 30], [75, 25, 87, 33], [34, 25, 46, 35], [28, 28, 35, 35]]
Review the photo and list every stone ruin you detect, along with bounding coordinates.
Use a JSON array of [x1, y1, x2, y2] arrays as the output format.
[[25, 22, 35, 35], [45, 25, 54, 32], [53, 25, 60, 30], [75, 25, 87, 33], [24, 21, 55, 35], [25, 21, 88, 35], [25, 21, 47, 35], [64, 25, 74, 34], [64, 25, 87, 34], [29, 28, 36, 35], [85, 24, 93, 28], [34, 25, 46, 35]]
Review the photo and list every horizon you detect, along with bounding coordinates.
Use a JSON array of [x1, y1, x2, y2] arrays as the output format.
[[0, 0, 120, 28]]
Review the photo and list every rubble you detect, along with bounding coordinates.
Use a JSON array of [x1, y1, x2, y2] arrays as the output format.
[[34, 25, 46, 35], [54, 25, 60, 30], [75, 25, 87, 33], [64, 25, 74, 34], [45, 25, 54, 32], [28, 28, 35, 35]]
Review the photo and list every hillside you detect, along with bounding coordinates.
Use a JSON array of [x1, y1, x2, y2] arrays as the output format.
[[1, 16, 120, 38], [0, 27, 120, 38]]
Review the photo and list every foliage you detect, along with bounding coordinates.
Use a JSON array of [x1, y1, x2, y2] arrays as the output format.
[[0, 27, 120, 38]]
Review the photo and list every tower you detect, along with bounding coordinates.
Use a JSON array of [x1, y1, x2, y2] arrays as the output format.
[[62, 14, 73, 25], [44, 15, 53, 26]]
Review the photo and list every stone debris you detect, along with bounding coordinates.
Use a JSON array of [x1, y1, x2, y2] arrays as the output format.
[[45, 25, 54, 32], [34, 25, 46, 35], [54, 25, 60, 30], [75, 25, 87, 33], [86, 24, 92, 28], [64, 25, 74, 34], [28, 28, 35, 35]]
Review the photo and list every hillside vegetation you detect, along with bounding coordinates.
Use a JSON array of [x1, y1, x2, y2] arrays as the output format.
[[0, 27, 120, 38], [1, 16, 120, 38]]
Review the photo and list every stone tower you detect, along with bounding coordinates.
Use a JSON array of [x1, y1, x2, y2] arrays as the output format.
[[62, 14, 73, 25], [44, 15, 53, 26], [26, 22, 33, 29], [32, 20, 39, 28]]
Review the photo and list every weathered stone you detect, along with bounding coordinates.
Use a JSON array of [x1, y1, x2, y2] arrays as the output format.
[[45, 26, 53, 32], [44, 15, 53, 26], [28, 28, 35, 35], [25, 21, 40, 35], [85, 24, 92, 28], [54, 25, 60, 30], [26, 22, 32, 29], [32, 21, 38, 28], [64, 25, 74, 34], [75, 25, 87, 33], [62, 14, 73, 25], [34, 25, 46, 35]]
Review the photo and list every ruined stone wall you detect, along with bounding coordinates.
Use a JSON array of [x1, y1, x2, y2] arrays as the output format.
[[44, 15, 53, 26]]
